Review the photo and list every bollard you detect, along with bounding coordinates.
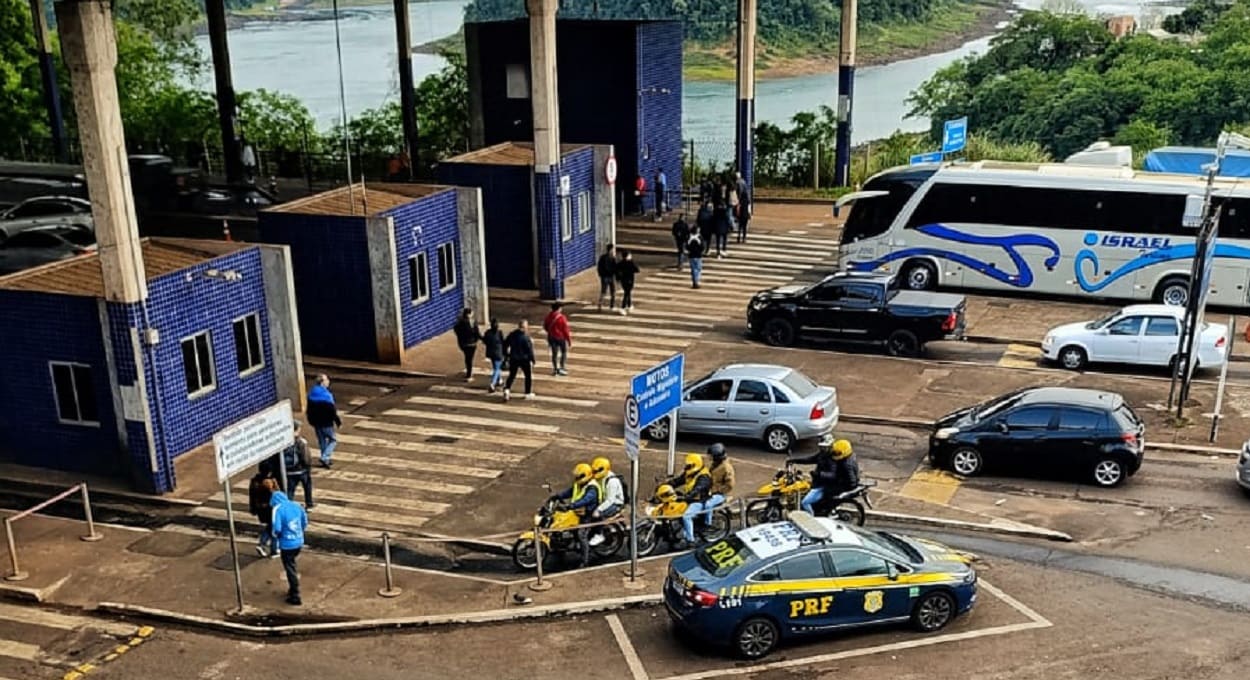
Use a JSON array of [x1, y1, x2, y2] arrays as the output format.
[[528, 522, 553, 592], [79, 484, 103, 542], [4, 518, 28, 582], [377, 533, 402, 598]]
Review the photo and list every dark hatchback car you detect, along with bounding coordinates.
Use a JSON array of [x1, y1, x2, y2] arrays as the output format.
[[928, 387, 1144, 488]]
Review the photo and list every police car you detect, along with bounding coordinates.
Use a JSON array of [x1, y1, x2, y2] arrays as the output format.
[[663, 512, 977, 659]]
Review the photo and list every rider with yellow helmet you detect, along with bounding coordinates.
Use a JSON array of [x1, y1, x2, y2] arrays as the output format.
[[790, 436, 859, 515], [550, 462, 602, 566], [666, 453, 712, 546]]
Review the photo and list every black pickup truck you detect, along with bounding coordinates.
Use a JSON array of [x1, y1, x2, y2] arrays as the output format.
[[746, 272, 967, 357]]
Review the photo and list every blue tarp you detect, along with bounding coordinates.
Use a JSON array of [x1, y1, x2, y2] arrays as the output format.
[[1143, 146, 1250, 178]]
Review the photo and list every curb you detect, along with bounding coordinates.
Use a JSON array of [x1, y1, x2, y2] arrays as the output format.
[[96, 594, 662, 637], [0, 477, 199, 512], [866, 509, 1074, 543]]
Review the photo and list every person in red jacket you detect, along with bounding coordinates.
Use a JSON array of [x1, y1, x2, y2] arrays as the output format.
[[633, 174, 647, 216], [543, 301, 572, 376]]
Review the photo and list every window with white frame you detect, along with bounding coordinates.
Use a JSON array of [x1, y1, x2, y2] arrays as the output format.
[[180, 331, 216, 397], [408, 252, 430, 303], [437, 242, 456, 292], [561, 197, 572, 242], [49, 362, 98, 425], [577, 191, 592, 234], [232, 313, 264, 376]]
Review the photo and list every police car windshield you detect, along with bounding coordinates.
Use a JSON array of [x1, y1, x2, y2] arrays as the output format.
[[696, 536, 760, 577], [846, 525, 919, 563]]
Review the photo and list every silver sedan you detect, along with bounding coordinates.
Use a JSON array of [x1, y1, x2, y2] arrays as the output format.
[[0, 196, 93, 244], [1238, 441, 1250, 496], [644, 363, 839, 453]]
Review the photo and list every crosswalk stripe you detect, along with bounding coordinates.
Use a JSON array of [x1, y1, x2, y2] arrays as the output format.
[[337, 433, 529, 463], [521, 359, 644, 378], [330, 449, 502, 479], [646, 275, 777, 292], [429, 384, 600, 408], [381, 408, 561, 434], [653, 265, 795, 281], [402, 396, 590, 421], [724, 242, 834, 257], [322, 469, 474, 495], [312, 488, 450, 514], [0, 639, 40, 661], [569, 314, 714, 330], [527, 374, 629, 392], [308, 503, 430, 529], [744, 233, 839, 246], [563, 340, 681, 358], [0, 603, 134, 638], [353, 420, 549, 448], [569, 321, 702, 339], [573, 332, 689, 348], [615, 308, 725, 323]]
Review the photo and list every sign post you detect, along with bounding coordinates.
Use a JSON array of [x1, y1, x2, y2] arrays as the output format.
[[941, 117, 968, 156], [212, 400, 295, 614], [624, 353, 685, 582]]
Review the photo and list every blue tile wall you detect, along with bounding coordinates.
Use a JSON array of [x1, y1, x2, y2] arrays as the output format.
[[636, 21, 684, 211], [437, 162, 535, 289], [383, 189, 466, 348], [145, 247, 278, 459], [105, 301, 171, 493], [560, 147, 597, 279], [257, 212, 377, 361], [0, 291, 122, 476], [534, 167, 563, 300]]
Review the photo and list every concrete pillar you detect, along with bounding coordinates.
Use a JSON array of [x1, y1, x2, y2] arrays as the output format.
[[456, 187, 491, 323], [56, 0, 148, 304], [735, 0, 757, 197], [366, 215, 404, 363], [834, 0, 858, 187], [465, 23, 486, 149], [592, 144, 617, 253], [259, 245, 307, 411], [526, 0, 563, 300]]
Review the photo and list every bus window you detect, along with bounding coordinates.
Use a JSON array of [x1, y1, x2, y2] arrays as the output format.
[[841, 177, 923, 244]]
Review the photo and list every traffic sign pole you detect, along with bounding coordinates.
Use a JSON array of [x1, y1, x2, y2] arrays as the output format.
[[223, 482, 245, 614], [666, 411, 677, 476]]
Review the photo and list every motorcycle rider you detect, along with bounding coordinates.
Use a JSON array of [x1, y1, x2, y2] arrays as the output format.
[[550, 463, 601, 566], [792, 437, 860, 516], [667, 453, 712, 547], [588, 457, 625, 547], [705, 443, 735, 520]]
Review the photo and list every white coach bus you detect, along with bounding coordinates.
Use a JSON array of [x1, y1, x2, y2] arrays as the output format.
[[835, 161, 1250, 307]]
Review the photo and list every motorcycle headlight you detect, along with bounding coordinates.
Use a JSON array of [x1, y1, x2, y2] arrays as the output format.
[[934, 427, 960, 440]]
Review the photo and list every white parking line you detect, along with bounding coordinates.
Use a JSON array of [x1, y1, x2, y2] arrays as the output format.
[[607, 613, 651, 680]]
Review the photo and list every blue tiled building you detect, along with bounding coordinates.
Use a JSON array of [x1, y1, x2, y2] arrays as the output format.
[[464, 18, 684, 215], [438, 143, 603, 300], [258, 183, 490, 364], [0, 239, 305, 493]]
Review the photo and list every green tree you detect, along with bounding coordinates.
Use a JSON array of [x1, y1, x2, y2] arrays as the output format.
[[238, 89, 320, 151], [0, 0, 44, 148]]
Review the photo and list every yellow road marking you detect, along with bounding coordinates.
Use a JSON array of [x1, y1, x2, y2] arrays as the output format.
[[996, 343, 1043, 369], [898, 467, 962, 506]]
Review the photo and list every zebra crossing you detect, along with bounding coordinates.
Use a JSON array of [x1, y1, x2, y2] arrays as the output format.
[[0, 601, 148, 679], [197, 230, 840, 540]]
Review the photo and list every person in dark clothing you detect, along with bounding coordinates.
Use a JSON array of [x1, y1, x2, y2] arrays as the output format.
[[685, 234, 706, 289], [482, 318, 506, 393], [596, 245, 617, 312], [503, 319, 536, 402], [735, 171, 752, 243], [248, 473, 279, 557], [712, 190, 731, 258], [671, 214, 690, 270], [283, 421, 314, 508], [453, 308, 482, 381], [654, 168, 668, 221], [792, 438, 861, 515], [306, 374, 341, 468], [616, 250, 640, 314]]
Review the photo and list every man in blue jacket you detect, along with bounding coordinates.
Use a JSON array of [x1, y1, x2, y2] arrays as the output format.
[[270, 491, 309, 605], [307, 374, 342, 468]]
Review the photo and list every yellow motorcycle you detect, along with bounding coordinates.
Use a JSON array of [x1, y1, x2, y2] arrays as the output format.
[[511, 488, 625, 570], [745, 462, 875, 527], [635, 483, 732, 556]]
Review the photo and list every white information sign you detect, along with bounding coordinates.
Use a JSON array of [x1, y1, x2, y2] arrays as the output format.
[[213, 400, 294, 482], [736, 522, 806, 560]]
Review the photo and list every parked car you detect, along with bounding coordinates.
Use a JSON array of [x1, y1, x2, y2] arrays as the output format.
[[747, 272, 966, 357], [929, 387, 1144, 488], [643, 364, 838, 453], [1042, 305, 1227, 371], [1237, 441, 1250, 496], [0, 196, 92, 244], [0, 225, 97, 276]]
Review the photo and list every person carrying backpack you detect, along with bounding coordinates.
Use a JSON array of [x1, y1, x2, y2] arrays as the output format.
[[248, 472, 279, 558], [284, 421, 313, 508], [588, 456, 627, 547]]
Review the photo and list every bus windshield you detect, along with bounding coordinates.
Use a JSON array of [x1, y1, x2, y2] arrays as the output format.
[[840, 173, 929, 245]]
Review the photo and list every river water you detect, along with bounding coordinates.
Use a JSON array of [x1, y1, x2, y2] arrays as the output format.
[[193, 0, 1168, 144]]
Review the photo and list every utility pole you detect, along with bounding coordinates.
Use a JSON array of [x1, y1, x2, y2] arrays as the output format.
[[29, 0, 67, 161], [205, 0, 243, 185], [834, 0, 857, 187], [734, 0, 757, 196], [526, 0, 563, 300], [394, 0, 418, 179]]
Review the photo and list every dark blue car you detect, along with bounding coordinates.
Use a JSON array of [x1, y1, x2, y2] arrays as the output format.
[[664, 513, 977, 659]]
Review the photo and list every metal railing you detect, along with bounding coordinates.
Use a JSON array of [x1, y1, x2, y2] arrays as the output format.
[[4, 483, 102, 582]]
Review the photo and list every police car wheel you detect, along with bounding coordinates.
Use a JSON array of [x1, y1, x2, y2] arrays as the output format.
[[734, 617, 780, 659], [911, 591, 956, 632]]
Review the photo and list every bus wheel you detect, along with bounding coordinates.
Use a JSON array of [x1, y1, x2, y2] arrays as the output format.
[[901, 260, 937, 291], [1154, 276, 1190, 307]]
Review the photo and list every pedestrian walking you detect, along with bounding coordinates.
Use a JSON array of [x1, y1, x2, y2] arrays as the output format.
[[307, 374, 341, 468], [735, 171, 752, 243], [696, 200, 714, 249], [248, 473, 279, 558], [596, 244, 618, 312], [453, 308, 482, 381], [616, 250, 639, 314], [270, 491, 308, 606], [671, 214, 690, 270], [503, 319, 536, 401], [654, 167, 668, 221], [713, 189, 732, 258], [633, 174, 647, 216], [542, 302, 572, 375], [284, 421, 314, 509], [686, 234, 706, 289], [483, 318, 505, 393], [240, 135, 257, 185]]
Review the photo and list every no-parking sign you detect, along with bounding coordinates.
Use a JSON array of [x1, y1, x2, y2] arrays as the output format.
[[605, 155, 618, 185]]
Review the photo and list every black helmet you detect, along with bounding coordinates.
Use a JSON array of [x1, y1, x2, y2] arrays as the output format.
[[707, 443, 726, 461]]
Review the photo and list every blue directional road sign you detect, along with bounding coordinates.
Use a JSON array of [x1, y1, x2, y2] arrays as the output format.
[[630, 353, 685, 430], [942, 117, 969, 154], [910, 151, 943, 165]]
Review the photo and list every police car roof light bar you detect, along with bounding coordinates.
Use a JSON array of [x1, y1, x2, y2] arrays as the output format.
[[789, 511, 833, 543]]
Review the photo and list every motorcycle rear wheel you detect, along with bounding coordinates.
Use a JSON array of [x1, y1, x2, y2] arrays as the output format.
[[832, 500, 867, 526], [635, 522, 660, 556], [698, 509, 733, 543], [744, 499, 783, 527], [591, 525, 626, 558], [511, 538, 541, 570]]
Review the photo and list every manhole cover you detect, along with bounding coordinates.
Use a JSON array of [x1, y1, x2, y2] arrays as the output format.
[[427, 435, 458, 444], [209, 550, 265, 571], [126, 532, 211, 558]]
